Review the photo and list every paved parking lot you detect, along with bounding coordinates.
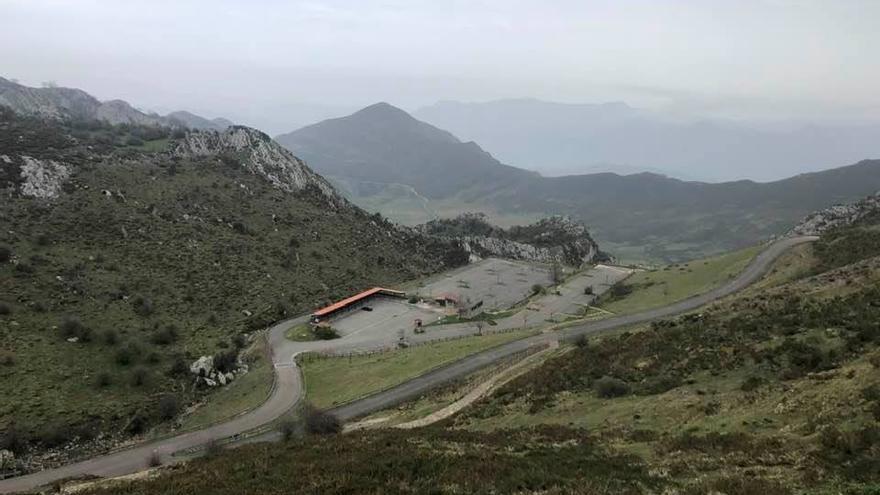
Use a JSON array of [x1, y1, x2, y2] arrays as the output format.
[[331, 299, 441, 340], [415, 258, 551, 311]]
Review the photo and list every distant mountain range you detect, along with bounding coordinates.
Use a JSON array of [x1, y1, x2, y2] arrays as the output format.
[[0, 77, 231, 130], [277, 103, 880, 262], [413, 98, 880, 182]]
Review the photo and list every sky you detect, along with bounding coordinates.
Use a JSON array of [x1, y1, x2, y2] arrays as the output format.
[[1, 0, 879, 134]]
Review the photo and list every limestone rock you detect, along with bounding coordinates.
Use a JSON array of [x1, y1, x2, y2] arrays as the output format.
[[790, 191, 880, 236], [19, 156, 71, 199], [190, 356, 214, 376], [0, 449, 14, 470], [172, 126, 343, 202]]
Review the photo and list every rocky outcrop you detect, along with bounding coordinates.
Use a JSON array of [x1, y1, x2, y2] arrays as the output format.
[[173, 126, 344, 202], [418, 214, 606, 266], [790, 192, 880, 236], [189, 355, 247, 388], [18, 156, 71, 199]]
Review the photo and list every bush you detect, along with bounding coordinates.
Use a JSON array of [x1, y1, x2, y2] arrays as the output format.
[[127, 411, 150, 435], [116, 342, 142, 366], [0, 302, 10, 316], [740, 376, 765, 392], [131, 366, 149, 387], [408, 296, 419, 304], [60, 316, 84, 339], [531, 284, 545, 295], [594, 376, 631, 398], [102, 328, 119, 346], [583, 286, 594, 295], [0, 351, 14, 367], [609, 283, 633, 298], [232, 334, 247, 349], [214, 349, 238, 374], [158, 395, 181, 420], [280, 418, 298, 441], [37, 423, 73, 448], [304, 405, 341, 435], [0, 245, 10, 263], [168, 355, 189, 377], [95, 371, 112, 388], [574, 334, 589, 349], [132, 295, 154, 317], [0, 422, 28, 454], [147, 451, 162, 467], [151, 325, 178, 346], [314, 326, 340, 340]]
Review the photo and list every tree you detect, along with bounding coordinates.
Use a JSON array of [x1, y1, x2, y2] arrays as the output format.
[[304, 404, 341, 435], [551, 262, 563, 285]]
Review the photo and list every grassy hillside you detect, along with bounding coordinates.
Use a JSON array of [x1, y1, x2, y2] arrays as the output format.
[[599, 244, 763, 315], [0, 109, 459, 459], [80, 218, 880, 494]]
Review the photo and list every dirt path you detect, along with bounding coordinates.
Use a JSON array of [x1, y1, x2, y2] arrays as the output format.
[[394, 340, 560, 429]]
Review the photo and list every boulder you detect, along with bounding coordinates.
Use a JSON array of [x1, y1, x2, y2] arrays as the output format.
[[224, 372, 235, 383], [189, 356, 214, 376], [203, 378, 218, 387], [217, 373, 227, 386], [0, 449, 14, 470]]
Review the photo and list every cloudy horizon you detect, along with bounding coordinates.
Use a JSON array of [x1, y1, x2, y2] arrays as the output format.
[[1, 0, 878, 134]]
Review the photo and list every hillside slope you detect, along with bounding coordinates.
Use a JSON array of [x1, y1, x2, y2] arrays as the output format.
[[74, 204, 880, 495], [276, 103, 880, 262], [0, 107, 462, 466]]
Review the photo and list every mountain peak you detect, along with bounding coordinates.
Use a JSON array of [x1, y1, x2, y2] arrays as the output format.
[[351, 102, 414, 122]]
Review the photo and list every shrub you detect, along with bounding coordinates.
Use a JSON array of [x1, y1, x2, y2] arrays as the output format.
[[131, 367, 149, 387], [147, 451, 162, 467], [0, 422, 28, 454], [116, 342, 142, 366], [314, 326, 340, 340], [132, 295, 154, 317], [102, 328, 119, 346], [609, 283, 633, 298], [232, 333, 247, 349], [95, 371, 112, 388], [408, 295, 419, 304], [531, 284, 545, 295], [203, 440, 223, 458], [214, 349, 238, 374], [0, 245, 10, 263], [127, 411, 149, 434], [583, 286, 594, 295], [0, 351, 14, 367], [151, 325, 178, 345], [0, 302, 10, 316], [862, 384, 880, 403], [59, 316, 84, 339], [304, 404, 341, 435], [740, 376, 765, 392], [280, 418, 298, 441], [594, 376, 631, 398], [158, 395, 181, 420], [168, 355, 189, 377], [37, 423, 72, 448], [574, 334, 589, 348]]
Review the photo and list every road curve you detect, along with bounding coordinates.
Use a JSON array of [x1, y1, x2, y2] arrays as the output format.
[[0, 235, 817, 493], [330, 235, 818, 420]]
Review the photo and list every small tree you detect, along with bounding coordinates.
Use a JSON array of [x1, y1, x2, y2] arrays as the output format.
[[158, 395, 181, 420], [304, 404, 341, 435], [279, 418, 298, 441], [594, 376, 630, 398]]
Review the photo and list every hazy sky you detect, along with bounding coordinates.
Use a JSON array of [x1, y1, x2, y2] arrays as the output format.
[[2, 0, 879, 133]]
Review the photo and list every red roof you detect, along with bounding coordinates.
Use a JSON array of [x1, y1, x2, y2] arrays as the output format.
[[312, 287, 404, 317]]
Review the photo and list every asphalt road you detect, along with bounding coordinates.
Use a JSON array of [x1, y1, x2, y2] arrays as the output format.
[[0, 236, 816, 493]]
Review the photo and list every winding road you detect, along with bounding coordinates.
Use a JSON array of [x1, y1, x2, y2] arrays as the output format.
[[0, 235, 817, 494]]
